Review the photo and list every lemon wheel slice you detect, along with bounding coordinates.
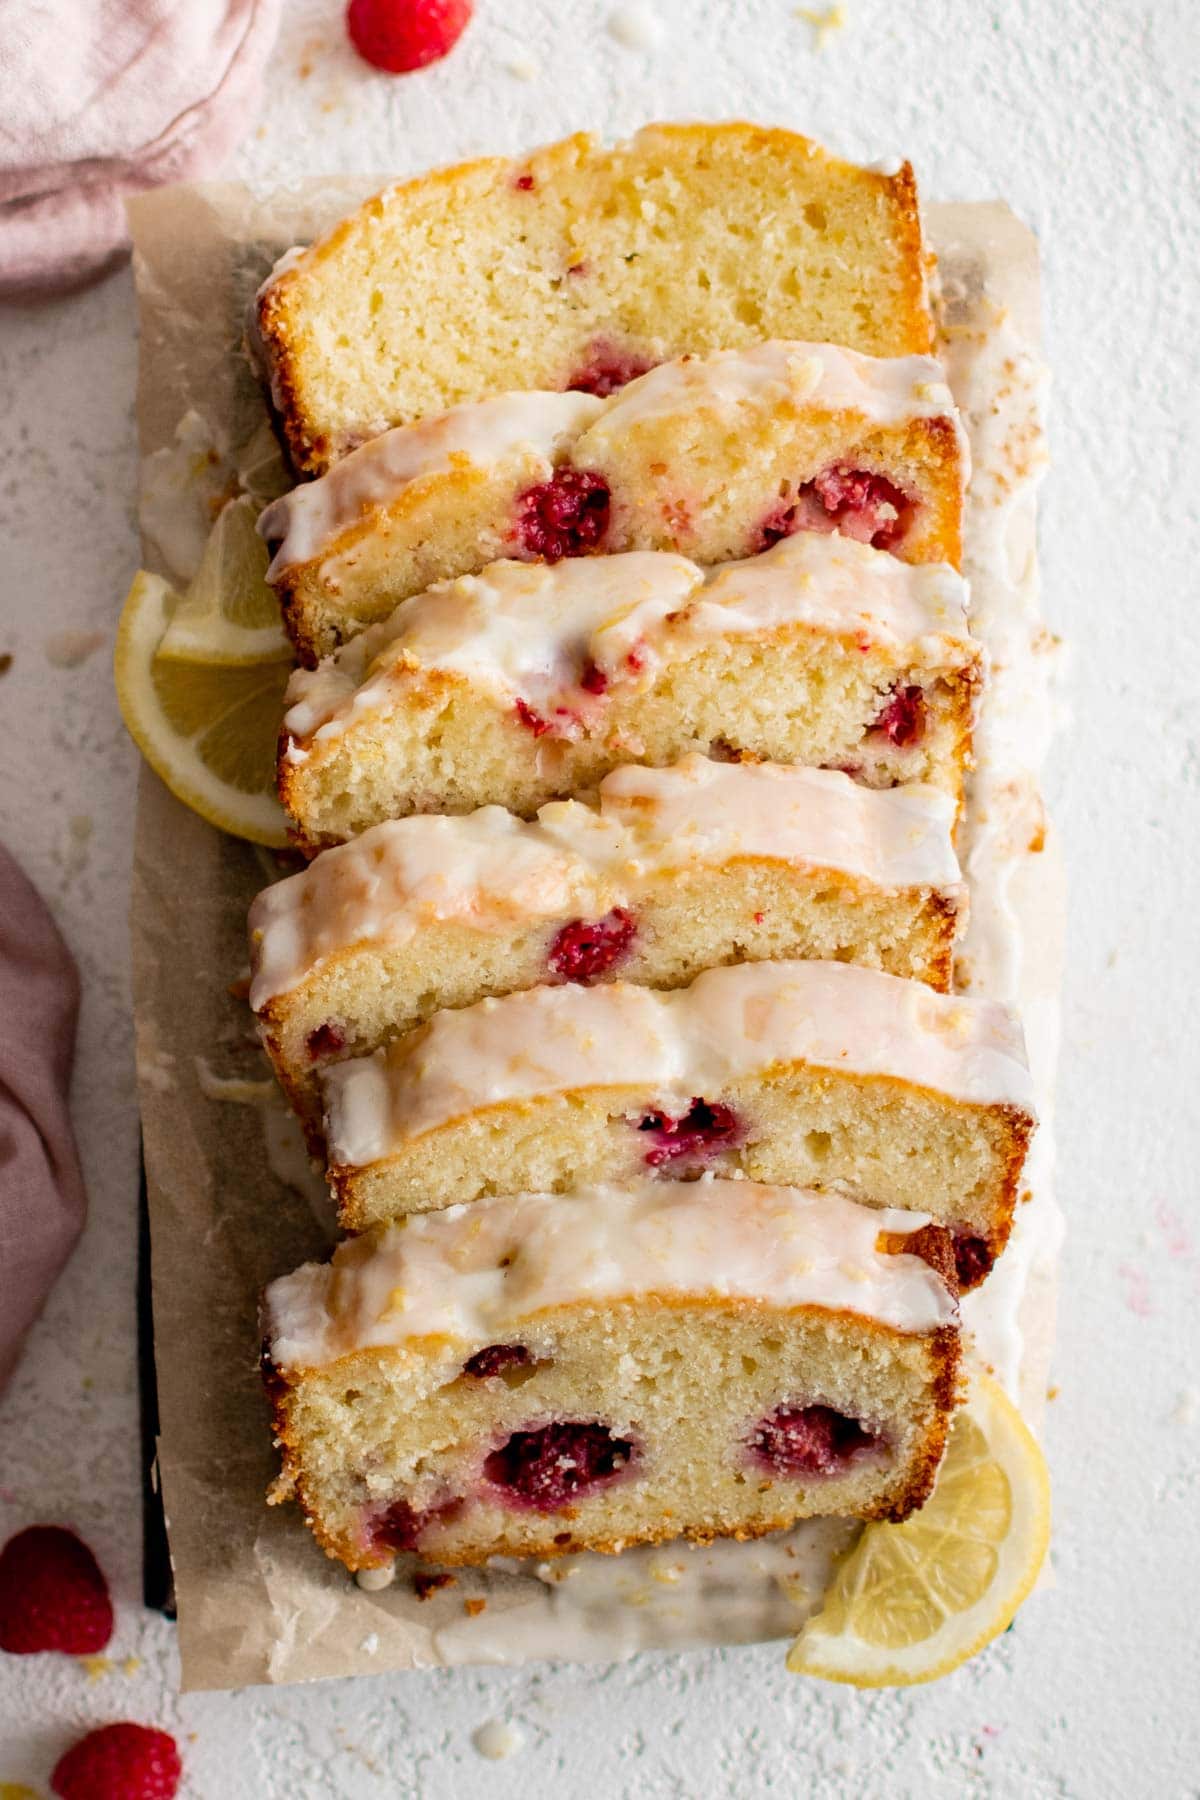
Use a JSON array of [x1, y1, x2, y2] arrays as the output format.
[[787, 1373, 1050, 1687], [116, 570, 292, 847], [157, 494, 290, 666]]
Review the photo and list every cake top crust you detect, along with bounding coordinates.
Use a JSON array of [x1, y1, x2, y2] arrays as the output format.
[[281, 534, 975, 748], [248, 758, 962, 1009], [263, 1177, 959, 1372], [324, 958, 1034, 1167]]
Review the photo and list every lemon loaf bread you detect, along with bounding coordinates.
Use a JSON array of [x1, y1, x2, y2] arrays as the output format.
[[259, 342, 966, 663], [322, 959, 1034, 1286], [262, 1179, 961, 1570], [279, 536, 980, 849], [251, 123, 935, 476], [250, 758, 964, 1140]]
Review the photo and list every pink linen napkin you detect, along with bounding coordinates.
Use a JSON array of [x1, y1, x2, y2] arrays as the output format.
[[0, 0, 283, 300], [0, 847, 87, 1391]]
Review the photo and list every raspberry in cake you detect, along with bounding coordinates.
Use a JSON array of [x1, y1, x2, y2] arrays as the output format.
[[261, 1180, 961, 1570]]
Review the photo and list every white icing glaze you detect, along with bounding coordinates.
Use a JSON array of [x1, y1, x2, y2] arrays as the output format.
[[578, 340, 962, 443], [280, 534, 974, 748], [259, 391, 604, 576], [264, 1177, 958, 1371], [932, 254, 1063, 1400], [324, 958, 1033, 1166], [247, 756, 962, 1008]]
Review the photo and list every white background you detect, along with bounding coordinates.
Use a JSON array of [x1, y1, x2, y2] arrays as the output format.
[[1, 1, 1198, 1794]]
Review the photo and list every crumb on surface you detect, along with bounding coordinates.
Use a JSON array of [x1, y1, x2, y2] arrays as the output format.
[[795, 2, 847, 49]]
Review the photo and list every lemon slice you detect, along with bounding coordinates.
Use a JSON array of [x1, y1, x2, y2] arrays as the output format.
[[787, 1373, 1050, 1687], [116, 570, 292, 847], [157, 494, 290, 666]]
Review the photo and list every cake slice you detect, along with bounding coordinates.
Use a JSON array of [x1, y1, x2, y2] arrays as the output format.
[[251, 122, 935, 475], [278, 535, 981, 849], [322, 959, 1034, 1286], [260, 341, 966, 664], [262, 1179, 961, 1571], [250, 758, 964, 1142]]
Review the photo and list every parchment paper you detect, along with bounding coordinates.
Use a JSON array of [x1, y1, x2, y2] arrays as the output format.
[[126, 182, 1058, 1691]]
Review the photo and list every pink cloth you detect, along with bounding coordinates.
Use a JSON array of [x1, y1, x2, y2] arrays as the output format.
[[0, 847, 87, 1390], [0, 0, 283, 300]]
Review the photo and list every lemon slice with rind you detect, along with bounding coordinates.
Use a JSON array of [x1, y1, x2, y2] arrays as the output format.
[[116, 569, 292, 847], [787, 1373, 1050, 1687], [158, 494, 290, 666]]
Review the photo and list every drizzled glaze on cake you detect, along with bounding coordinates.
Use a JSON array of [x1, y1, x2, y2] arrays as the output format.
[[323, 959, 1034, 1167], [580, 340, 962, 441], [263, 1178, 959, 1372], [281, 534, 974, 750], [248, 757, 962, 1008]]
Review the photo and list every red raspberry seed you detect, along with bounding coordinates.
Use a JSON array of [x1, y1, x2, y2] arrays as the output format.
[[637, 1097, 742, 1167], [871, 684, 926, 748]]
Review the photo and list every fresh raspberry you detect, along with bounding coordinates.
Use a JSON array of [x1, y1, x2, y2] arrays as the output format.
[[0, 1526, 113, 1655], [637, 1097, 742, 1167], [870, 684, 926, 748], [346, 0, 473, 73], [483, 1422, 636, 1511], [547, 908, 637, 983], [51, 1723, 182, 1800], [515, 470, 611, 561], [748, 1404, 880, 1477], [462, 1343, 532, 1379]]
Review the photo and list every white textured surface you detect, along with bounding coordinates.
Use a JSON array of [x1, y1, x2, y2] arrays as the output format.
[[0, 0, 1197, 1793]]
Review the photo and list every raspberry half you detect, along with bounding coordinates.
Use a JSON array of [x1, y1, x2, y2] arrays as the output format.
[[306, 1020, 346, 1061], [748, 1403, 881, 1477], [953, 1233, 995, 1288], [515, 470, 611, 561], [637, 1097, 742, 1168], [567, 339, 658, 398], [463, 1343, 533, 1379], [547, 908, 637, 982], [483, 1421, 636, 1511], [758, 465, 914, 553]]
